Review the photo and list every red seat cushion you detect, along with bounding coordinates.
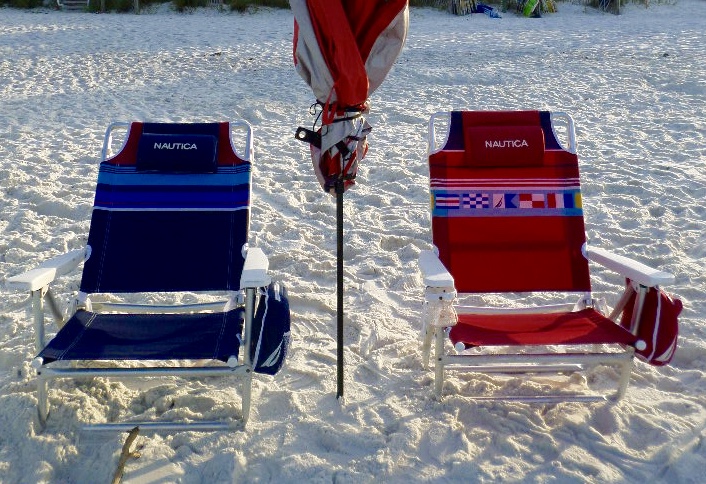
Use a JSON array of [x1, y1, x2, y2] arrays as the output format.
[[449, 308, 638, 347]]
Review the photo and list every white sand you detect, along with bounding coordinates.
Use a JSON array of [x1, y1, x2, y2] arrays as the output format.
[[1, 1, 705, 482]]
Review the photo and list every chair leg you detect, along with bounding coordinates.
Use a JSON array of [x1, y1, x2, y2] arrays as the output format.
[[37, 372, 49, 428], [421, 326, 433, 370], [31, 289, 46, 354], [434, 327, 445, 397], [613, 351, 635, 401], [240, 287, 257, 426], [241, 371, 253, 425]]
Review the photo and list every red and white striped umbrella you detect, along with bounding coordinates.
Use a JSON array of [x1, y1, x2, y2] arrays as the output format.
[[289, 0, 409, 398], [291, 0, 408, 194]]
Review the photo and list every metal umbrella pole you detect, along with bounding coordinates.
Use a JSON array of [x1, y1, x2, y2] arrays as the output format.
[[294, 125, 347, 399], [335, 178, 345, 399]]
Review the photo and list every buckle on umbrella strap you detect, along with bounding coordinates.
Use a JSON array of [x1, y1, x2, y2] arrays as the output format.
[[295, 127, 321, 149]]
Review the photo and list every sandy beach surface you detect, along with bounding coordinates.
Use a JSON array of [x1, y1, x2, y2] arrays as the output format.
[[1, 1, 705, 482]]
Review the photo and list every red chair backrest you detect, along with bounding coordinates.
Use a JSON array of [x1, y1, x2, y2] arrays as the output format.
[[430, 111, 591, 293]]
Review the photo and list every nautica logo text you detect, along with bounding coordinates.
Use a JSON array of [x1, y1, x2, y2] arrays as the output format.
[[485, 139, 529, 148], [154, 143, 198, 150]]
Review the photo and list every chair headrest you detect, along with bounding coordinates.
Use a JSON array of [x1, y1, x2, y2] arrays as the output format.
[[463, 125, 545, 167], [136, 133, 218, 173]]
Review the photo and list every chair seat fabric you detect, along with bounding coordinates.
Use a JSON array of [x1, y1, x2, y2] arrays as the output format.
[[39, 308, 244, 364], [450, 308, 638, 347]]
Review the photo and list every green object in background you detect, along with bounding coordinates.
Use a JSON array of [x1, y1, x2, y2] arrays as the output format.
[[523, 0, 539, 16]]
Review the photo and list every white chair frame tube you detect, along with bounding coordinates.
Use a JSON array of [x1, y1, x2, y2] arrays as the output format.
[[467, 395, 609, 403], [101, 122, 130, 161], [32, 289, 46, 354], [240, 287, 257, 424], [90, 301, 229, 314], [455, 303, 576, 315], [84, 421, 238, 433], [442, 352, 633, 366], [40, 366, 249, 379]]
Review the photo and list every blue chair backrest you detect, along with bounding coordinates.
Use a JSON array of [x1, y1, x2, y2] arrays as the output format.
[[80, 122, 251, 293]]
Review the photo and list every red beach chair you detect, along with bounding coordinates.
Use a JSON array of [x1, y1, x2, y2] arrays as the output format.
[[419, 111, 680, 402]]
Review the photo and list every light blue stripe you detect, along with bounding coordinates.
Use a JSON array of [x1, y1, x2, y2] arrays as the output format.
[[100, 164, 248, 173], [432, 189, 579, 195], [433, 208, 583, 217], [97, 170, 251, 187]]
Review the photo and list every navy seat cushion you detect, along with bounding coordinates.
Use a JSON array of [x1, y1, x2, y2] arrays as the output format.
[[39, 308, 244, 363]]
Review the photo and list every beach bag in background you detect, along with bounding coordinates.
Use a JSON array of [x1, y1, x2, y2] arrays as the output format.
[[250, 282, 291, 375], [619, 279, 682, 366]]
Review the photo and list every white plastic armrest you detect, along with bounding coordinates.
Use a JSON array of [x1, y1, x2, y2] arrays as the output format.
[[6, 249, 85, 292], [419, 250, 455, 289], [240, 247, 271, 288], [584, 245, 675, 287]]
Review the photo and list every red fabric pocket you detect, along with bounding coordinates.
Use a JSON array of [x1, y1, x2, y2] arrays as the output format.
[[620, 280, 682, 366]]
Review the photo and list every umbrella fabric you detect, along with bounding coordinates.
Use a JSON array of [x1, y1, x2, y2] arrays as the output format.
[[291, 0, 409, 194]]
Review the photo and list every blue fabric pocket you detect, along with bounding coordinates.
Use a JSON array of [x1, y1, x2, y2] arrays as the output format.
[[251, 282, 291, 375]]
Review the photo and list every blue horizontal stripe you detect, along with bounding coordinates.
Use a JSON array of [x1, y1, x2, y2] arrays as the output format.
[[97, 168, 250, 187], [94, 162, 251, 210], [433, 208, 583, 217], [99, 160, 251, 173], [95, 184, 249, 210], [95, 183, 249, 194], [99, 164, 249, 174]]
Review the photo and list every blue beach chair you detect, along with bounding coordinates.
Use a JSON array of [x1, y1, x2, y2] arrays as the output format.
[[8, 121, 289, 431]]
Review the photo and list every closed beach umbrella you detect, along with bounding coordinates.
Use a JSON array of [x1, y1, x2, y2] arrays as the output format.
[[290, 0, 409, 398]]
